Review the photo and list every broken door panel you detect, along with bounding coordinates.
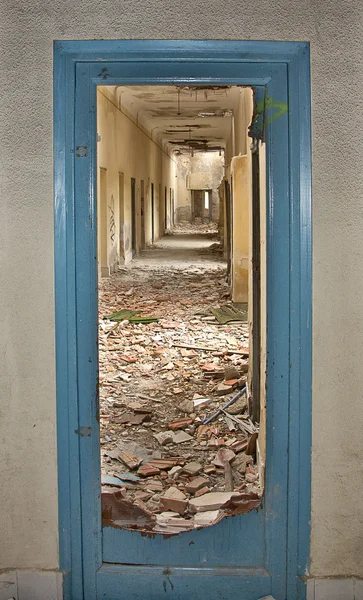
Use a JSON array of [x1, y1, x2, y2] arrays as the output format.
[[55, 44, 311, 599]]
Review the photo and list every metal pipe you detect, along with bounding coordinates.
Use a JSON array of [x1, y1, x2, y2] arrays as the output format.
[[202, 386, 247, 425]]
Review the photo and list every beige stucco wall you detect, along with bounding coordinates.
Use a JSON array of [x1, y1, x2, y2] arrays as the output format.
[[97, 87, 176, 269], [0, 0, 362, 579]]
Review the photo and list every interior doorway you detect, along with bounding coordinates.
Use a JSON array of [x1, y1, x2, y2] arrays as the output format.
[[164, 186, 168, 231], [54, 40, 312, 600], [151, 182, 155, 243], [96, 82, 265, 537], [130, 177, 137, 256], [140, 179, 145, 249]]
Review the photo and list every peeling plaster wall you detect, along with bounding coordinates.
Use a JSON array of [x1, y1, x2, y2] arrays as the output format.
[[0, 0, 363, 579]]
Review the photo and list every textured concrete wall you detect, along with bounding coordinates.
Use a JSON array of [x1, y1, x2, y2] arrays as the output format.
[[0, 0, 362, 578], [186, 152, 224, 191]]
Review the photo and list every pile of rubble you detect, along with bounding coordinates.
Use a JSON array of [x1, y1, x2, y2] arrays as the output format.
[[99, 239, 262, 535]]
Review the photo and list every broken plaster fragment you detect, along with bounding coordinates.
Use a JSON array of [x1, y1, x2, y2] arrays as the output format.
[[215, 382, 234, 396], [183, 461, 203, 475], [189, 492, 242, 513], [194, 510, 221, 527], [154, 431, 174, 445], [160, 486, 188, 514], [169, 465, 183, 479], [178, 400, 194, 414], [227, 395, 248, 415], [173, 431, 193, 444], [193, 397, 213, 409]]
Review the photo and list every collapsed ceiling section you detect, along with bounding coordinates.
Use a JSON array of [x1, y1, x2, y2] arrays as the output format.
[[107, 84, 244, 155]]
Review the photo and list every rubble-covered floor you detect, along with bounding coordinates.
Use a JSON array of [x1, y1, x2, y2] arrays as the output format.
[[99, 223, 262, 535]]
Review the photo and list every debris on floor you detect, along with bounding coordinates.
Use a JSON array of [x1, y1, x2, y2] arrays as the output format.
[[210, 303, 248, 324], [99, 225, 262, 535]]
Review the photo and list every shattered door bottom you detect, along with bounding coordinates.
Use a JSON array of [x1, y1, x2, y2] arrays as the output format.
[[99, 225, 262, 535]]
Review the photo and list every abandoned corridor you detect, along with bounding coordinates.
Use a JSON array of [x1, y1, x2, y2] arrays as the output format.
[[98, 224, 261, 535]]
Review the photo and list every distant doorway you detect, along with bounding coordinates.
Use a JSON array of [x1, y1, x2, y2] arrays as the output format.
[[151, 182, 155, 242], [140, 179, 145, 249], [130, 177, 137, 256], [192, 189, 212, 222]]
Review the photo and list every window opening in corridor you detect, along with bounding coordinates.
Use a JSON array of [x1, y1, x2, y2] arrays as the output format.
[[97, 85, 266, 535]]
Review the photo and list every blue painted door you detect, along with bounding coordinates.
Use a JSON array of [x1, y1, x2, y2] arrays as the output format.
[[54, 40, 311, 600]]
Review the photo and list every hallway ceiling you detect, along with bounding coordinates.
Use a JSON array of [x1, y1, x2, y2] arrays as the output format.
[[109, 85, 243, 154]]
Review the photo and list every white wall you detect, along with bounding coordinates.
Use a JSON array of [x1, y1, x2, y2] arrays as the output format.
[[0, 0, 362, 580]]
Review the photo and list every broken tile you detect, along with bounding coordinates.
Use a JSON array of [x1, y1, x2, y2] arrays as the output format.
[[160, 486, 188, 514], [104, 450, 123, 461], [168, 418, 194, 430], [134, 491, 152, 501], [183, 461, 202, 476], [114, 472, 140, 483], [168, 465, 183, 479], [189, 492, 241, 513], [185, 476, 209, 494], [195, 485, 210, 497], [194, 510, 221, 526], [101, 475, 126, 487], [215, 382, 234, 396], [137, 464, 161, 477], [231, 439, 248, 452], [173, 431, 193, 444], [118, 412, 150, 425], [148, 458, 179, 470], [144, 480, 164, 492], [204, 464, 216, 475], [116, 451, 143, 470]]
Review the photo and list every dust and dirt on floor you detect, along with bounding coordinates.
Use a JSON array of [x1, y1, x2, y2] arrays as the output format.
[[99, 223, 262, 536]]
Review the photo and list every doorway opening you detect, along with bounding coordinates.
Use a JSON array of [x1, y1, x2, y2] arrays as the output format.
[[130, 177, 137, 257], [97, 84, 266, 535], [55, 40, 312, 598]]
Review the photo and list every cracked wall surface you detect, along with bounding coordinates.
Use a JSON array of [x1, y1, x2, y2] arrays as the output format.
[[0, 0, 362, 578]]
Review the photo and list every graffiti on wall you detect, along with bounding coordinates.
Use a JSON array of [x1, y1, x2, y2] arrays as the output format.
[[249, 87, 288, 141], [108, 195, 115, 244]]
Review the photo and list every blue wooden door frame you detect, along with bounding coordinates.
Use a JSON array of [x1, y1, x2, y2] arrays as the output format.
[[54, 40, 312, 600]]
